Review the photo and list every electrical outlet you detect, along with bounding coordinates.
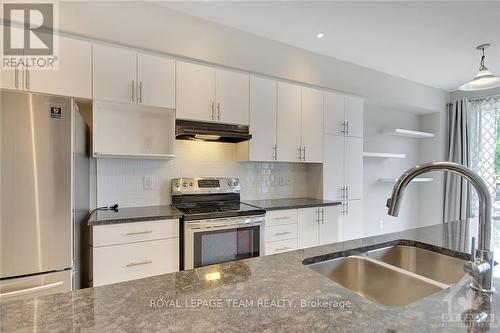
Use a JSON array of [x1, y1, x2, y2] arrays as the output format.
[[279, 176, 286, 186], [285, 176, 291, 185], [143, 176, 153, 190]]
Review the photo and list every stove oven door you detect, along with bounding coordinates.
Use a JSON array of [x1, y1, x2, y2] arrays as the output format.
[[184, 215, 265, 270]]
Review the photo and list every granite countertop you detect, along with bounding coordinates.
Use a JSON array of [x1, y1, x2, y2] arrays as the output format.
[[88, 205, 183, 226], [2, 220, 500, 332], [244, 197, 341, 211]]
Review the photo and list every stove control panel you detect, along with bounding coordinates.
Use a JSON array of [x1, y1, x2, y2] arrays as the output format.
[[172, 177, 240, 195]]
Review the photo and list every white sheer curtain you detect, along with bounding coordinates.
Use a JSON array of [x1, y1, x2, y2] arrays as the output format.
[[469, 96, 500, 218]]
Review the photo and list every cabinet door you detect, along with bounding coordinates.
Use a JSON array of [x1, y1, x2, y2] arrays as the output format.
[[277, 82, 302, 162], [29, 35, 92, 98], [297, 208, 319, 249], [323, 135, 345, 201], [345, 137, 363, 200], [216, 69, 249, 125], [176, 61, 216, 122], [248, 76, 277, 161], [93, 44, 136, 104], [137, 53, 175, 108], [324, 91, 345, 135], [301, 87, 323, 162], [1, 26, 24, 90], [342, 200, 363, 241], [345, 96, 364, 138], [319, 206, 342, 245]]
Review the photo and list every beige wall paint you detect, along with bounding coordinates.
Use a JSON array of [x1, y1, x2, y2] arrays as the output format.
[[59, 1, 449, 113]]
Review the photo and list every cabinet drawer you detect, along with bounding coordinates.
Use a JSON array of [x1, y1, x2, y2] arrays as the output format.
[[93, 238, 179, 286], [265, 239, 297, 255], [92, 219, 179, 247], [265, 224, 297, 242], [265, 209, 298, 227]]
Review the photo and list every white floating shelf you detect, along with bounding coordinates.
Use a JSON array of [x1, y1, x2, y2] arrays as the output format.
[[382, 128, 435, 138], [379, 178, 434, 183], [363, 152, 406, 158]]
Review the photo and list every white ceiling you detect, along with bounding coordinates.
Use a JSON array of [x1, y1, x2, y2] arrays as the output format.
[[159, 1, 500, 92]]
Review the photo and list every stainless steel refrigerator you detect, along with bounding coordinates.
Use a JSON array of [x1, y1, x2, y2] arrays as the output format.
[[0, 90, 90, 303]]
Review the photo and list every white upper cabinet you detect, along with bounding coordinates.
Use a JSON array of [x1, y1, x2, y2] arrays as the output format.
[[245, 76, 277, 161], [301, 87, 323, 162], [93, 44, 136, 104], [2, 34, 91, 99], [323, 135, 345, 201], [176, 61, 249, 125], [344, 137, 363, 200], [324, 91, 363, 138], [324, 92, 345, 136], [137, 53, 175, 109], [277, 82, 302, 162], [94, 44, 175, 108], [216, 69, 249, 125], [345, 96, 364, 138], [176, 61, 216, 122]]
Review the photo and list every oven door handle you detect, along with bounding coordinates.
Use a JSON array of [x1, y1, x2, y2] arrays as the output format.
[[188, 220, 263, 231]]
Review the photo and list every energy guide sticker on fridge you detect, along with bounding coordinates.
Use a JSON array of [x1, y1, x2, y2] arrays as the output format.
[[50, 106, 62, 119]]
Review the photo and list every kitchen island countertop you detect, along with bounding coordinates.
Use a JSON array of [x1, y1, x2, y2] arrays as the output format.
[[2, 220, 500, 332]]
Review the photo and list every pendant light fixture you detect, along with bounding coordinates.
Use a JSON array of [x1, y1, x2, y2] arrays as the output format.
[[458, 44, 500, 91]]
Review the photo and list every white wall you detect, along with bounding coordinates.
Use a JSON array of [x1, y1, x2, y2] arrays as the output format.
[[58, 1, 448, 113], [96, 141, 309, 207]]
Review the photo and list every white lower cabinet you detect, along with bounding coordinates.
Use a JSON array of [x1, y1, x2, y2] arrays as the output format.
[[91, 219, 179, 286], [342, 200, 364, 241], [264, 210, 298, 255], [298, 206, 342, 249]]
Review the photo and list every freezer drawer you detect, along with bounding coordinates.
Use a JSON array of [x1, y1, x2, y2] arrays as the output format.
[[0, 270, 72, 304]]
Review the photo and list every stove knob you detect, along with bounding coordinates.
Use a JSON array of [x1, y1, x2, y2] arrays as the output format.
[[189, 182, 194, 187], [234, 181, 239, 186], [175, 182, 180, 187], [182, 182, 187, 187], [228, 181, 233, 186]]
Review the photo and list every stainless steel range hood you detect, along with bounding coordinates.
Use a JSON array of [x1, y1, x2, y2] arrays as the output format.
[[175, 119, 252, 143]]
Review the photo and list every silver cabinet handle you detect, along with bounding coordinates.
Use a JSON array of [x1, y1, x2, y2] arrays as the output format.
[[341, 186, 347, 200], [0, 281, 63, 299], [217, 102, 221, 120], [126, 260, 152, 267], [298, 146, 302, 161], [139, 81, 143, 103], [272, 145, 277, 160], [211, 101, 215, 120], [131, 80, 135, 102], [341, 122, 347, 135], [316, 208, 320, 224], [275, 247, 291, 252], [342, 202, 348, 216], [345, 186, 349, 200], [274, 231, 291, 236], [274, 216, 291, 220], [302, 146, 306, 161], [126, 230, 152, 236], [14, 66, 19, 89], [346, 121, 350, 135], [321, 208, 325, 224]]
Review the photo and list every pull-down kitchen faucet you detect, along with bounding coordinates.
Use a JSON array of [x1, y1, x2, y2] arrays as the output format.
[[386, 161, 495, 294]]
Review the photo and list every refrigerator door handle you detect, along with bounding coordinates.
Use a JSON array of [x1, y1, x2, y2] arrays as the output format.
[[0, 281, 64, 299]]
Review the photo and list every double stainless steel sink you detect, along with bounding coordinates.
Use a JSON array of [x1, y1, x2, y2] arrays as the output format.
[[306, 244, 469, 307]]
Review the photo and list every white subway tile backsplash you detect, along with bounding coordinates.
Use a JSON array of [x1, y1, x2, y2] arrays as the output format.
[[96, 141, 309, 207]]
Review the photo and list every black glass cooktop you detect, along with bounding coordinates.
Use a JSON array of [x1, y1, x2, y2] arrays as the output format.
[[174, 201, 265, 221]]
